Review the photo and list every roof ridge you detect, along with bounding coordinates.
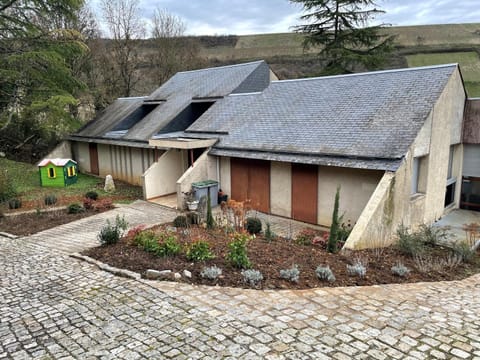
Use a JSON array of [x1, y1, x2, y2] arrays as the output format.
[[176, 60, 265, 74], [272, 63, 458, 84]]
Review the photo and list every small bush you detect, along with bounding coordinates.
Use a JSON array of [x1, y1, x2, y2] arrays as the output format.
[[98, 215, 128, 246], [173, 215, 188, 228], [134, 230, 159, 253], [279, 264, 300, 283], [264, 222, 275, 242], [295, 228, 317, 246], [67, 203, 84, 214], [85, 191, 98, 200], [125, 224, 147, 244], [185, 240, 215, 262], [226, 232, 252, 269], [241, 269, 263, 287], [44, 194, 57, 206], [391, 262, 410, 277], [200, 265, 222, 280], [245, 217, 262, 235], [347, 258, 368, 278], [396, 224, 425, 256], [0, 169, 16, 203], [337, 219, 353, 242], [315, 265, 336, 282], [186, 212, 199, 225], [83, 197, 94, 210], [156, 231, 181, 257], [8, 198, 21, 209], [92, 198, 114, 211], [451, 241, 476, 263]]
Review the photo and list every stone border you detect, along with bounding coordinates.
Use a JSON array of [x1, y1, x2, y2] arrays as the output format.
[[0, 231, 18, 239], [70, 253, 141, 280]]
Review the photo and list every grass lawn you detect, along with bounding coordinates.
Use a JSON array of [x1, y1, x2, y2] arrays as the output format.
[[0, 158, 142, 210]]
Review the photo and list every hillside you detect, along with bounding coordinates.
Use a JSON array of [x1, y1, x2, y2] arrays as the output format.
[[135, 23, 480, 97]]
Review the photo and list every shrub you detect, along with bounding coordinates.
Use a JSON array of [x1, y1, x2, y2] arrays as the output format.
[[396, 224, 425, 257], [279, 264, 300, 283], [418, 224, 446, 246], [134, 230, 159, 253], [85, 191, 99, 200], [67, 203, 84, 214], [185, 240, 215, 262], [347, 258, 368, 278], [92, 198, 114, 211], [8, 198, 21, 209], [337, 219, 353, 242], [245, 217, 262, 235], [241, 269, 263, 287], [125, 224, 147, 244], [264, 222, 275, 242], [295, 228, 317, 245], [315, 265, 335, 282], [156, 231, 181, 257], [173, 215, 188, 228], [98, 215, 128, 246], [226, 232, 252, 269], [391, 262, 410, 277], [0, 169, 16, 203], [206, 194, 215, 229], [186, 212, 199, 225], [312, 233, 329, 248], [200, 265, 222, 280], [451, 241, 476, 263], [327, 186, 341, 253], [83, 197, 94, 210], [44, 194, 57, 206]]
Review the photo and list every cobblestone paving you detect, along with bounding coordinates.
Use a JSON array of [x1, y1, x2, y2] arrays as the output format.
[[1, 204, 480, 359]]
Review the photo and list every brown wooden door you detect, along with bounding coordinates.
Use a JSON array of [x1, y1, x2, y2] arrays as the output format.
[[231, 158, 270, 213], [292, 163, 318, 223], [89, 143, 99, 175]]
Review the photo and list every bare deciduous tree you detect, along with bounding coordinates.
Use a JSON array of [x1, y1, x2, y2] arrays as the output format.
[[148, 8, 203, 86], [101, 0, 144, 97]]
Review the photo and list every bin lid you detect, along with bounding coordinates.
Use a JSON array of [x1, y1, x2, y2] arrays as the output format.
[[192, 180, 219, 188]]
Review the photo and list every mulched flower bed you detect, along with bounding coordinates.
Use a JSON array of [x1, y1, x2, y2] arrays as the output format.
[[0, 208, 110, 236], [83, 224, 480, 290]]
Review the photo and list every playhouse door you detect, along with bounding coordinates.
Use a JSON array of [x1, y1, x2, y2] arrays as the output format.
[[89, 143, 99, 175]]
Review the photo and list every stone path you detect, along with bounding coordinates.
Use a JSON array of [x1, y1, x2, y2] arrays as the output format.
[[1, 203, 480, 359]]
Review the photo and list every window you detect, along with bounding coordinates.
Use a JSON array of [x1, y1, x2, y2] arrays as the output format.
[[445, 146, 457, 207], [67, 166, 76, 177], [48, 167, 56, 179], [411, 156, 428, 195]]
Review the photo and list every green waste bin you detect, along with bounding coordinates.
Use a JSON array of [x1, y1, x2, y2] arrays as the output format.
[[192, 180, 219, 208]]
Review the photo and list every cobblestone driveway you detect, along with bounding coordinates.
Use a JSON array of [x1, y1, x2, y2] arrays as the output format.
[[1, 202, 480, 359]]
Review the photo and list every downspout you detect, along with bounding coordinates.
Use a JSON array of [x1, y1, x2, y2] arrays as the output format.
[[216, 155, 220, 184]]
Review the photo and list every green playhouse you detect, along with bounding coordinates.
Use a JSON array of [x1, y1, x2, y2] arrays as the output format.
[[38, 158, 78, 187]]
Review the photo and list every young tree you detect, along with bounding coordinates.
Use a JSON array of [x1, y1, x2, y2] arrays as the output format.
[[327, 186, 341, 253], [101, 0, 145, 97], [148, 8, 203, 86], [291, 0, 394, 74]]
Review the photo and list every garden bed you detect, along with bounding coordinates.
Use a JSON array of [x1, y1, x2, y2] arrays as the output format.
[[83, 224, 480, 290], [0, 207, 110, 236]]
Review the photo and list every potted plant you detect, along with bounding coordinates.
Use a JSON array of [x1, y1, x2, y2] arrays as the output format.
[[184, 189, 199, 211]]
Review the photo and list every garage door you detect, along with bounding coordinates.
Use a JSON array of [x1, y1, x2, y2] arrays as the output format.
[[291, 163, 318, 223], [231, 158, 270, 213], [463, 145, 480, 177]]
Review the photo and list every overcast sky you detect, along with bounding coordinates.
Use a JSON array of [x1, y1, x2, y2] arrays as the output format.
[[92, 0, 480, 36]]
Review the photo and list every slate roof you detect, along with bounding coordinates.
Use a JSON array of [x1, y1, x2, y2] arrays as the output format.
[[463, 98, 480, 144], [187, 64, 458, 170], [72, 61, 270, 142]]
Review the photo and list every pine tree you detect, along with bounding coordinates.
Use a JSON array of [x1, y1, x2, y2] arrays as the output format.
[[291, 0, 394, 75], [327, 186, 341, 253]]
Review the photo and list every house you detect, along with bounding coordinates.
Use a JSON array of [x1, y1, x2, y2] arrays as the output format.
[[461, 98, 480, 211], [54, 60, 474, 249], [38, 158, 78, 187]]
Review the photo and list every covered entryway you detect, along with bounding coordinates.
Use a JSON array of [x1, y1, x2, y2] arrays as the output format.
[[291, 163, 318, 223], [231, 158, 270, 213], [461, 144, 480, 211], [89, 143, 99, 175]]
